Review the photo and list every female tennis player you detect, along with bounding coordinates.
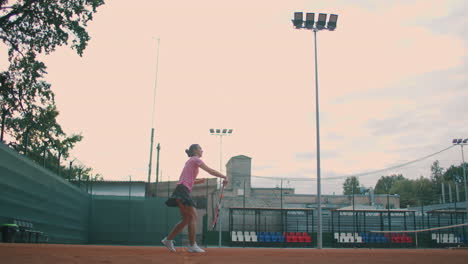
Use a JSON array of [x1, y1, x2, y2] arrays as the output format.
[[162, 144, 228, 253]]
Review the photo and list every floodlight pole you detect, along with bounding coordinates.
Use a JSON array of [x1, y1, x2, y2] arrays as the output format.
[[210, 129, 233, 248], [292, 12, 337, 249], [313, 28, 324, 250], [453, 140, 467, 204], [460, 144, 467, 203]]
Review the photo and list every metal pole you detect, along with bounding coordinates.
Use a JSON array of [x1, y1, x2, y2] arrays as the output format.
[[147, 128, 154, 183], [387, 193, 391, 231], [218, 194, 222, 248], [205, 179, 209, 248], [449, 182, 453, 203], [68, 161, 73, 181], [218, 134, 223, 248], [442, 182, 446, 204], [155, 143, 160, 197], [461, 145, 467, 202], [147, 38, 161, 184], [156, 143, 161, 183], [280, 179, 283, 210], [313, 28, 323, 250]]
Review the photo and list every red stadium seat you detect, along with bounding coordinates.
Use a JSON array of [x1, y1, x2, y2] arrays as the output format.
[[304, 236, 312, 243], [292, 236, 299, 242], [298, 236, 306, 242], [287, 236, 293, 242], [302, 232, 308, 237], [295, 232, 302, 236], [407, 236, 413, 243]]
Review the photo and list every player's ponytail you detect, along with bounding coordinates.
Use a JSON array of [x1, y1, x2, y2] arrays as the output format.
[[185, 144, 200, 157]]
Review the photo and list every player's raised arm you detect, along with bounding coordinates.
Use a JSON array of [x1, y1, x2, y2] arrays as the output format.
[[199, 163, 228, 185]]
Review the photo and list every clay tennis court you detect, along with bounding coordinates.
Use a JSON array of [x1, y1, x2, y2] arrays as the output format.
[[1, 244, 467, 264]]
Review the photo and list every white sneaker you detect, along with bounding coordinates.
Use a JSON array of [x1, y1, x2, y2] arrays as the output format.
[[187, 244, 205, 253], [161, 237, 176, 252]]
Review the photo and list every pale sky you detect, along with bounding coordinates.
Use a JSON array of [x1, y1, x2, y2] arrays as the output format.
[[1, 0, 467, 194]]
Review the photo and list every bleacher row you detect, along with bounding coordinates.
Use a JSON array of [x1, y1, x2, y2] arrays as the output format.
[[334, 233, 413, 243], [232, 231, 312, 243], [431, 233, 467, 244]]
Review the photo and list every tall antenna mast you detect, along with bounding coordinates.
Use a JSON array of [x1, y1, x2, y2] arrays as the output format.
[[148, 38, 161, 183]]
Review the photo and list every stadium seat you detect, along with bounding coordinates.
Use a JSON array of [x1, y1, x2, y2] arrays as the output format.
[[448, 234, 454, 243], [250, 232, 257, 242], [232, 234, 238, 242], [237, 231, 244, 242], [442, 234, 449, 243], [334, 233, 339, 240], [304, 236, 311, 243]]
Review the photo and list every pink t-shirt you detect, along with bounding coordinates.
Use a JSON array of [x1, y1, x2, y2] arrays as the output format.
[[178, 156, 204, 192]]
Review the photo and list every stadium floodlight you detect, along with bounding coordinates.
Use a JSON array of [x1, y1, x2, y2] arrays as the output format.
[[316, 13, 327, 30], [451, 138, 468, 210], [210, 129, 215, 134], [293, 12, 304, 28], [327, 14, 338, 30], [305, 13, 315, 29], [291, 11, 339, 250], [209, 128, 234, 248]]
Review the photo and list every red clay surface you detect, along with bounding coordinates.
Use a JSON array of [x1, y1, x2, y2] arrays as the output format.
[[1, 244, 468, 264]]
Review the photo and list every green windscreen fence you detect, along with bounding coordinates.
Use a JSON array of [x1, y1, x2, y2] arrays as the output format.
[[89, 195, 180, 245], [0, 143, 89, 244], [1, 143, 189, 245]]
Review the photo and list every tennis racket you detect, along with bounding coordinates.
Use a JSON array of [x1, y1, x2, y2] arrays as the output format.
[[212, 181, 226, 230]]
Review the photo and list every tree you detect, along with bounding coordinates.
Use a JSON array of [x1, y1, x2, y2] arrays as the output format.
[[374, 174, 405, 194], [390, 178, 418, 208], [430, 160, 444, 184], [343, 176, 361, 195], [414, 176, 436, 206], [0, 0, 105, 57], [1, 0, 104, 141], [0, 0, 105, 180]]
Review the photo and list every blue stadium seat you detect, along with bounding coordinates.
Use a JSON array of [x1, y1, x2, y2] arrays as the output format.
[[265, 235, 271, 242], [271, 236, 278, 242]]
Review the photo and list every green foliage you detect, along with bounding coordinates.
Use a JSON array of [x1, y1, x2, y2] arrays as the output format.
[[0, 0, 104, 180], [369, 160, 467, 208], [374, 174, 405, 194], [0, 0, 105, 57], [343, 176, 362, 195]]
